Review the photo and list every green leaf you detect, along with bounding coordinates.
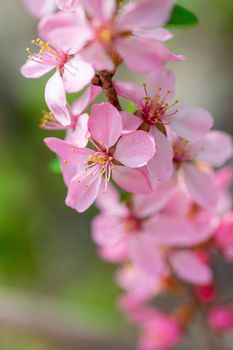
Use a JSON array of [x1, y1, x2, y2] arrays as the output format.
[[49, 157, 61, 174], [167, 5, 199, 26]]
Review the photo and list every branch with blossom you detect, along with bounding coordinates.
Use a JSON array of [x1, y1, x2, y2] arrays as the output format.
[[21, 1, 233, 349]]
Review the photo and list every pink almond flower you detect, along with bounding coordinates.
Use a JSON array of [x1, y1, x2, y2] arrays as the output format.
[[114, 67, 213, 183], [42, 0, 183, 72], [215, 212, 233, 262], [207, 305, 233, 332], [21, 11, 94, 126], [93, 177, 214, 284], [172, 130, 233, 210], [44, 103, 155, 212], [94, 177, 216, 285], [137, 308, 183, 350], [93, 178, 194, 278]]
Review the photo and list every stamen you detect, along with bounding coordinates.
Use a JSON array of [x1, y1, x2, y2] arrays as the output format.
[[140, 84, 179, 126], [26, 38, 65, 67]]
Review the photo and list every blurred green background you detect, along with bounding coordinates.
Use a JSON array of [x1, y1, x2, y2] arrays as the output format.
[[0, 0, 233, 349]]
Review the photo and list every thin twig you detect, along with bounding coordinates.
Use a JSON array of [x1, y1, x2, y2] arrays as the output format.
[[98, 70, 122, 111]]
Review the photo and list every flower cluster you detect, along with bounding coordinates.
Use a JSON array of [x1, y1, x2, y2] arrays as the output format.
[[22, 1, 233, 349]]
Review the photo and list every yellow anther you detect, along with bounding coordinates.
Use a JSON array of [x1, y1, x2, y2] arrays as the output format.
[[63, 160, 68, 164]]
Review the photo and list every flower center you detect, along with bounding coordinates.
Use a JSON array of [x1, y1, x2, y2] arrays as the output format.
[[173, 138, 193, 163], [125, 216, 141, 233], [97, 26, 115, 44], [26, 38, 68, 68], [83, 150, 114, 191], [140, 84, 178, 126]]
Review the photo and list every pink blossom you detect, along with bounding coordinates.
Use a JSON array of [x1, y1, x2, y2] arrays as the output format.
[[137, 309, 183, 350], [21, 11, 95, 126], [207, 305, 233, 332], [114, 68, 214, 183], [172, 130, 233, 210], [45, 102, 155, 212], [93, 179, 196, 278], [41, 0, 184, 72], [93, 178, 216, 285], [215, 212, 233, 261]]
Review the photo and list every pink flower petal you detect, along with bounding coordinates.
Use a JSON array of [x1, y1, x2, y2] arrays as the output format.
[[44, 137, 92, 165], [96, 183, 128, 215], [119, 112, 142, 133], [83, 0, 115, 22], [21, 59, 54, 78], [196, 131, 233, 167], [147, 127, 174, 183], [38, 11, 91, 53], [182, 163, 219, 210], [148, 215, 198, 247], [112, 166, 153, 194], [66, 113, 89, 148], [98, 242, 127, 263], [80, 42, 114, 71], [24, 0, 55, 19], [169, 106, 213, 142], [56, 0, 80, 11], [133, 177, 177, 218], [170, 250, 213, 285], [116, 36, 169, 73], [117, 0, 173, 29], [71, 85, 102, 115], [44, 137, 92, 185], [113, 81, 144, 106], [92, 214, 127, 247], [66, 169, 102, 212], [45, 71, 71, 126], [63, 56, 94, 93], [128, 234, 166, 277], [116, 265, 159, 303], [134, 27, 173, 41], [88, 102, 122, 147], [147, 68, 176, 100], [114, 130, 155, 168]]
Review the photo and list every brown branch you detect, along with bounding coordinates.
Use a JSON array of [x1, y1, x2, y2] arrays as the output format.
[[98, 70, 122, 111]]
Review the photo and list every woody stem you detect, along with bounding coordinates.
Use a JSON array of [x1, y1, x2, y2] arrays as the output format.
[[97, 71, 122, 111]]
